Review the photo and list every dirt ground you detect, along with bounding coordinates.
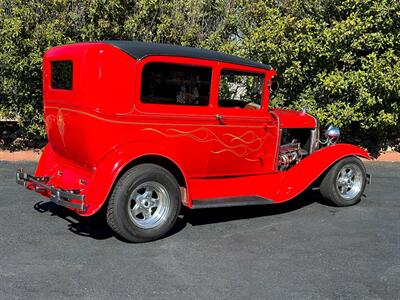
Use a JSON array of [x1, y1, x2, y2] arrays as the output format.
[[1, 149, 399, 162], [0, 150, 42, 162]]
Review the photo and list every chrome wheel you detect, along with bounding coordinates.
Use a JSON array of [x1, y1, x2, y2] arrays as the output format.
[[335, 164, 363, 200], [127, 181, 170, 229]]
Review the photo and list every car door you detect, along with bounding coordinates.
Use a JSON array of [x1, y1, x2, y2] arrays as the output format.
[[206, 64, 278, 177], [135, 56, 218, 178]]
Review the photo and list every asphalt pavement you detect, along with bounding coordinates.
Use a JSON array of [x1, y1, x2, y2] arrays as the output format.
[[0, 161, 399, 299]]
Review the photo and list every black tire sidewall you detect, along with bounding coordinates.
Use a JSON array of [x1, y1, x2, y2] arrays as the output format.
[[320, 156, 367, 206], [109, 164, 181, 242]]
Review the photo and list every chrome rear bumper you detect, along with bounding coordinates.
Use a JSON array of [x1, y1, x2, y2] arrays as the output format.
[[16, 169, 85, 210]]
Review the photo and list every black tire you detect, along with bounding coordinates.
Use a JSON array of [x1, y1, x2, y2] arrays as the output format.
[[106, 164, 181, 242], [320, 156, 367, 207]]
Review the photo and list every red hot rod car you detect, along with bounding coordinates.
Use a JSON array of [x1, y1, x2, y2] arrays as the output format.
[[17, 41, 370, 242]]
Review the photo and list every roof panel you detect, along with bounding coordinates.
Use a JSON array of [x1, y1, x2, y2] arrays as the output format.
[[104, 40, 271, 70]]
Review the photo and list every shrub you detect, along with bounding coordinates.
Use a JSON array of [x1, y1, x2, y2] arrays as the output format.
[[0, 0, 398, 150]]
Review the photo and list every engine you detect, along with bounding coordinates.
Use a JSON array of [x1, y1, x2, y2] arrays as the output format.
[[278, 128, 313, 171], [278, 142, 308, 171]]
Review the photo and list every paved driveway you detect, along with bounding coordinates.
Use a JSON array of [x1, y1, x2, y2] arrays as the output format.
[[0, 161, 399, 299]]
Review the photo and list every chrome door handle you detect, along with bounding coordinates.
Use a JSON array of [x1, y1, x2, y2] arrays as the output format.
[[216, 114, 224, 124]]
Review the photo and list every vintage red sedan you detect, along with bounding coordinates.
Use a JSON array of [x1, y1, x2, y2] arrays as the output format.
[[17, 41, 370, 242]]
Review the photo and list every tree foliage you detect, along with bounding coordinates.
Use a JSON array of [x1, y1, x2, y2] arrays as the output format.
[[0, 0, 399, 148]]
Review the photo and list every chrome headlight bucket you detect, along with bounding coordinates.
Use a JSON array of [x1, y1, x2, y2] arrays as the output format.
[[324, 125, 340, 145]]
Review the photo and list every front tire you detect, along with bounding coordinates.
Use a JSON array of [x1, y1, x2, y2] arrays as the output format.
[[320, 156, 367, 206], [106, 164, 181, 242]]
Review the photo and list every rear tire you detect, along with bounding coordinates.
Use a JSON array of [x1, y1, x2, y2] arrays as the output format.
[[320, 156, 367, 207], [106, 164, 181, 242]]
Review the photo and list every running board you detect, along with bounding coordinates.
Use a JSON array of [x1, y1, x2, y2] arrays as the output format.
[[191, 196, 274, 209]]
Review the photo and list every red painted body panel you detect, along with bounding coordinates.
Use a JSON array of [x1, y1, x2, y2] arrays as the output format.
[[32, 42, 369, 216], [271, 108, 316, 128], [189, 144, 369, 203]]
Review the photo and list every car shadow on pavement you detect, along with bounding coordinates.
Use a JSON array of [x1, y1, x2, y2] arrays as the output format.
[[32, 191, 320, 240], [33, 201, 187, 241], [184, 191, 319, 226], [34, 201, 115, 240]]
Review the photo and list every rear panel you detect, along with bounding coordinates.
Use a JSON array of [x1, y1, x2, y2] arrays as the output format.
[[43, 43, 137, 169]]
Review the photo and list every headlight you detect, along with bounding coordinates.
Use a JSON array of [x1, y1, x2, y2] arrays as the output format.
[[324, 125, 340, 145]]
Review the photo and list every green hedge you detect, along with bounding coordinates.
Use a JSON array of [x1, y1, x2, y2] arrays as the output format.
[[1, 0, 399, 149]]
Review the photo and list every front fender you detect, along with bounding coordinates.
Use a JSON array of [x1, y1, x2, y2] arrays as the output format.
[[272, 143, 369, 202]]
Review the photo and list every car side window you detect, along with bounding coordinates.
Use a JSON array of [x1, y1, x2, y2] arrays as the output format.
[[141, 62, 212, 106], [218, 70, 264, 110]]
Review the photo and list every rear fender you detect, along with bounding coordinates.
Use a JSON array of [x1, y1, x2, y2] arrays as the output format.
[[83, 141, 187, 216], [272, 143, 370, 201]]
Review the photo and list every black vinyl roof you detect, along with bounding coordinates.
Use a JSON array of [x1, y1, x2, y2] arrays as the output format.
[[104, 40, 271, 70]]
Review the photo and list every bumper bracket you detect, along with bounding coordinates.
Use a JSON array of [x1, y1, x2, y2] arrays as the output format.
[[16, 169, 85, 210]]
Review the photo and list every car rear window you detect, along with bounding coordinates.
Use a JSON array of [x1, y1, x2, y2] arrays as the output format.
[[141, 62, 212, 106], [51, 60, 73, 90]]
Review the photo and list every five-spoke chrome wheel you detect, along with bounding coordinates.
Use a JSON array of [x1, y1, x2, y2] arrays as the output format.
[[106, 164, 181, 242], [320, 156, 367, 207], [128, 181, 170, 229], [335, 164, 363, 200]]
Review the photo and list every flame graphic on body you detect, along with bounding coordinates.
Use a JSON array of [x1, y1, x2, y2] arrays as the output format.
[[142, 127, 266, 161]]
